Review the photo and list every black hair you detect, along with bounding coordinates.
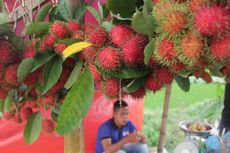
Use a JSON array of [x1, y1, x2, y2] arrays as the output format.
[[113, 100, 128, 112]]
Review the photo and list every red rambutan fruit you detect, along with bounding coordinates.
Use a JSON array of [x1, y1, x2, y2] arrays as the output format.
[[145, 75, 163, 92], [4, 64, 19, 86], [38, 95, 55, 106], [89, 64, 102, 83], [211, 35, 230, 59], [50, 22, 68, 39], [20, 107, 33, 121], [55, 43, 67, 54], [67, 20, 80, 33], [0, 40, 16, 65], [89, 28, 108, 46], [23, 42, 36, 58], [129, 87, 146, 99], [104, 78, 120, 98], [98, 47, 120, 70], [42, 119, 55, 133], [14, 112, 22, 123], [3, 112, 14, 120], [110, 25, 135, 47], [188, 0, 209, 12], [155, 67, 174, 85], [157, 39, 177, 60], [180, 32, 203, 59], [162, 11, 187, 34], [122, 35, 148, 65], [202, 72, 212, 83], [80, 46, 98, 63], [43, 34, 55, 48], [0, 88, 8, 100], [195, 5, 230, 36]]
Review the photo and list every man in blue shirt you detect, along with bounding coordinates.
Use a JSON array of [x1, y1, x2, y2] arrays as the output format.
[[96, 100, 148, 153]]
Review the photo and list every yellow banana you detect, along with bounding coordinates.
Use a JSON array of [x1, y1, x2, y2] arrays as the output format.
[[62, 42, 92, 59]]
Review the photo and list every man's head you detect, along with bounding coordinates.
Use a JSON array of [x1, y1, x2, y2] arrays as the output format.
[[113, 100, 129, 127]]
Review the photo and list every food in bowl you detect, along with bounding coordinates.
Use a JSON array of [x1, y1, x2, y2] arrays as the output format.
[[187, 122, 211, 132]]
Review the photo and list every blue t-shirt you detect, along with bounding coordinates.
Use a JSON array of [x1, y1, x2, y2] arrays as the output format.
[[96, 118, 136, 153]]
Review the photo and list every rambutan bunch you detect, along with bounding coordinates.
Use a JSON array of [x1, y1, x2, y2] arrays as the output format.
[[194, 5, 230, 36], [177, 31, 204, 66]]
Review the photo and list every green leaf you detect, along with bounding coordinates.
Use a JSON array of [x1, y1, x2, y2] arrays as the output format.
[[144, 39, 154, 65], [57, 0, 69, 21], [107, 0, 138, 18], [31, 52, 55, 72], [56, 66, 94, 135], [25, 22, 51, 35], [10, 36, 24, 51], [64, 60, 83, 89], [127, 77, 146, 93], [36, 3, 53, 21], [86, 6, 102, 24], [73, 4, 87, 23], [175, 75, 190, 92], [17, 58, 34, 82], [49, 6, 66, 22], [42, 56, 63, 95], [132, 9, 156, 36], [110, 66, 150, 79], [4, 90, 14, 112], [0, 0, 8, 13], [0, 100, 4, 113], [0, 13, 9, 25], [101, 21, 113, 32], [57, 38, 81, 46], [51, 111, 59, 122], [98, 3, 110, 19], [24, 112, 42, 144]]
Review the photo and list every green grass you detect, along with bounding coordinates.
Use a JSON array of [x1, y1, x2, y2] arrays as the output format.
[[144, 82, 224, 109]]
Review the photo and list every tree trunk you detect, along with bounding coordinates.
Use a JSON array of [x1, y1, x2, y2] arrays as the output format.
[[157, 84, 172, 153]]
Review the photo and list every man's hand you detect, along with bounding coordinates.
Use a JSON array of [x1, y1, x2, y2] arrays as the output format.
[[126, 132, 142, 144]]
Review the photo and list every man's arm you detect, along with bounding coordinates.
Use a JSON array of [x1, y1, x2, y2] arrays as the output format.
[[101, 132, 140, 153]]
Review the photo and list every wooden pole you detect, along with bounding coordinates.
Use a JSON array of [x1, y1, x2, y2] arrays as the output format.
[[157, 84, 172, 153], [64, 126, 84, 153]]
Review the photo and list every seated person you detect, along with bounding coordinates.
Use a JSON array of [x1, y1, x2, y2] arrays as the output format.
[[96, 100, 148, 153]]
